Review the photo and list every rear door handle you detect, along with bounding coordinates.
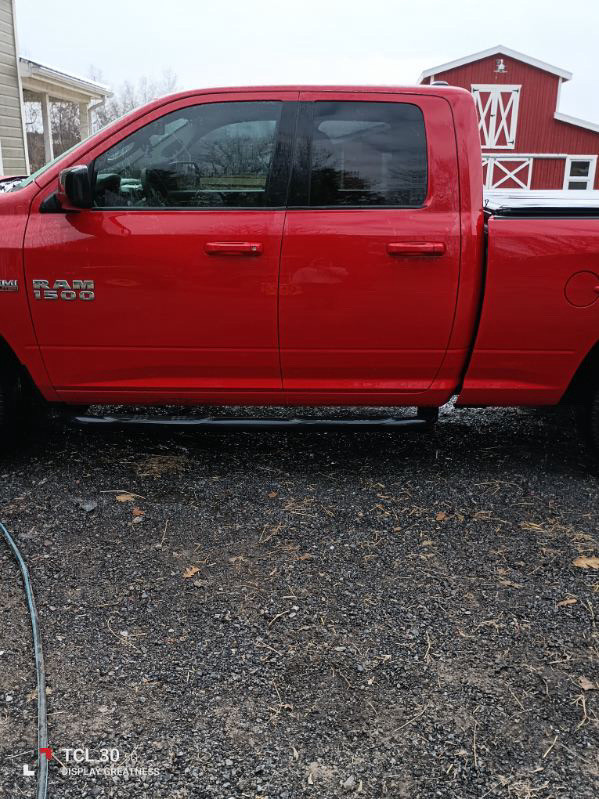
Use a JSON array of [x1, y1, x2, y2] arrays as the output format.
[[205, 241, 263, 256], [387, 242, 446, 257]]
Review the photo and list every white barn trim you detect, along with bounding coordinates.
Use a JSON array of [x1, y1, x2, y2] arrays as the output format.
[[418, 45, 573, 83]]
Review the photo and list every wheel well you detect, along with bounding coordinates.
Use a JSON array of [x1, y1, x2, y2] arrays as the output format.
[[0, 337, 42, 404], [562, 341, 599, 404], [0, 336, 22, 376]]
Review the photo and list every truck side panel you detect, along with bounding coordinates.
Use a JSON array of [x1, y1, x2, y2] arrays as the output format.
[[457, 215, 599, 406]]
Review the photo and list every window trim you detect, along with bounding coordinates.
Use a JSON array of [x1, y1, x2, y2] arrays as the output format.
[[287, 100, 429, 210], [563, 155, 597, 191], [88, 100, 299, 212], [471, 84, 521, 150]]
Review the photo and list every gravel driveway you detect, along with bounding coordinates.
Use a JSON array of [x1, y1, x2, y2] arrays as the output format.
[[1, 405, 598, 798]]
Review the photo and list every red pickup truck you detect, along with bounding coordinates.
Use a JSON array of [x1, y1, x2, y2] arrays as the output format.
[[1, 85, 598, 450]]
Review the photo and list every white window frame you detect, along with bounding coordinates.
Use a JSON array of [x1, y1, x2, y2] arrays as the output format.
[[482, 155, 533, 190], [563, 155, 597, 190], [471, 84, 521, 150]]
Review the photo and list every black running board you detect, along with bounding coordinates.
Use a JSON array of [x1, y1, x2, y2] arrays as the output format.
[[71, 411, 438, 432]]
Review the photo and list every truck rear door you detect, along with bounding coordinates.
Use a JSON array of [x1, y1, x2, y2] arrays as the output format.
[[279, 91, 461, 394]]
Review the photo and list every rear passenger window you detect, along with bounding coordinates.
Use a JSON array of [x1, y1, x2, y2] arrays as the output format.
[[92, 101, 282, 209], [309, 101, 427, 207]]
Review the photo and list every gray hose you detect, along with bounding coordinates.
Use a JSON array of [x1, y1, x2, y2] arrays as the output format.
[[0, 521, 48, 799]]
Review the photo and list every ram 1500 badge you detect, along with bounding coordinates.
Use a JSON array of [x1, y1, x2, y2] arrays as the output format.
[[32, 280, 95, 301]]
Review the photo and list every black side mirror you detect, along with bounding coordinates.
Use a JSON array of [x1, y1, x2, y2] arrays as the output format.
[[57, 165, 92, 210]]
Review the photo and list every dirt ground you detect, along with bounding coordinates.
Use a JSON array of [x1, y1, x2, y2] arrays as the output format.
[[0, 405, 598, 799]]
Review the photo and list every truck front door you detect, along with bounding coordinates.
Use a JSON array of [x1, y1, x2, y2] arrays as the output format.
[[279, 92, 461, 396], [24, 92, 298, 401]]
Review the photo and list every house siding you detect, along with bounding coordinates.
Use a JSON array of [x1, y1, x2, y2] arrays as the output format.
[[0, 0, 27, 175], [422, 53, 599, 190]]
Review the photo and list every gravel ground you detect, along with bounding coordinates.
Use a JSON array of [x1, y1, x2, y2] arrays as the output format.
[[0, 404, 598, 799]]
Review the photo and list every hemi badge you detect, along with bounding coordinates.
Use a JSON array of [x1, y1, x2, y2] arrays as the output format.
[[0, 279, 18, 292]]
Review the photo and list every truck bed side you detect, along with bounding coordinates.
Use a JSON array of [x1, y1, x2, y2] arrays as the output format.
[[457, 214, 599, 406]]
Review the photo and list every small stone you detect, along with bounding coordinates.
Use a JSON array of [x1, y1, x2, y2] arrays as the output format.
[[75, 497, 98, 513], [342, 775, 356, 791], [74, 497, 97, 513]]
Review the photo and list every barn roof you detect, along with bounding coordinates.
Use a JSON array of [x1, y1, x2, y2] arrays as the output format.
[[418, 45, 573, 83]]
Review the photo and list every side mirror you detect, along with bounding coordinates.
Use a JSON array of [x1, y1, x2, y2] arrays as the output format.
[[57, 165, 92, 210]]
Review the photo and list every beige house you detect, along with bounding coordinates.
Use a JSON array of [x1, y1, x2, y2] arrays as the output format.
[[0, 0, 110, 175]]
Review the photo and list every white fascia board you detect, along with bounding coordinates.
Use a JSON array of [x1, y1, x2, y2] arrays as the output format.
[[19, 58, 112, 98], [554, 112, 599, 134], [418, 45, 572, 83]]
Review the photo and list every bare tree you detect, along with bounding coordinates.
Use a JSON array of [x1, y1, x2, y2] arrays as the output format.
[[23, 70, 179, 171], [197, 133, 275, 178], [51, 102, 81, 153], [89, 68, 178, 131]]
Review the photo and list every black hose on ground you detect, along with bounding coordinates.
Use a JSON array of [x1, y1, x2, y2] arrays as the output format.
[[0, 521, 48, 799]]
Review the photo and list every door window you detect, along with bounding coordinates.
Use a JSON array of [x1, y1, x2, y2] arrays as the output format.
[[92, 101, 283, 209], [304, 101, 427, 207]]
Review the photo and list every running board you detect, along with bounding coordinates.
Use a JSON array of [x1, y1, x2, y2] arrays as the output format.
[[71, 410, 438, 432]]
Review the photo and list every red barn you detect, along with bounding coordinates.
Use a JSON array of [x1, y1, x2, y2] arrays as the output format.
[[419, 45, 599, 192]]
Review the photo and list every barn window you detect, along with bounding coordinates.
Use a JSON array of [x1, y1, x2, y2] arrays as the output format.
[[471, 85, 521, 149], [563, 156, 596, 190]]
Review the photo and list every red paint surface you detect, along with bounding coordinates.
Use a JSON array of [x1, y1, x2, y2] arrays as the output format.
[[564, 271, 599, 308], [458, 216, 599, 405]]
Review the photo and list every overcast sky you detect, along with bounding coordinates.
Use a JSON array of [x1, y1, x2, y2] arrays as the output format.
[[15, 0, 599, 122]]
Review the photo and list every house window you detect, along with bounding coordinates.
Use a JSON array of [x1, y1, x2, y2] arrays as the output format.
[[471, 85, 521, 149], [563, 156, 596, 190]]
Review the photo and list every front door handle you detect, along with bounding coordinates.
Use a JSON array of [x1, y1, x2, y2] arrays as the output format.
[[387, 242, 446, 257], [205, 241, 263, 256]]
